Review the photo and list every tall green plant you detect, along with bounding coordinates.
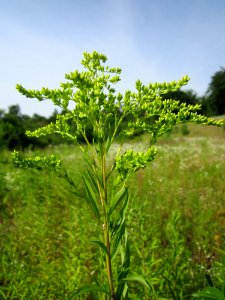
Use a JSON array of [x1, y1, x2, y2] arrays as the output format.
[[13, 51, 223, 299]]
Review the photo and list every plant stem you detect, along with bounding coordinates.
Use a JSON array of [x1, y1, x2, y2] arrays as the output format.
[[104, 224, 115, 299], [102, 152, 115, 299]]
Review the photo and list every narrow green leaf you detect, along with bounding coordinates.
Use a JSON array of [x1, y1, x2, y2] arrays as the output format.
[[116, 281, 128, 300], [86, 169, 99, 193], [122, 273, 152, 290], [110, 193, 129, 239], [69, 189, 86, 200], [111, 191, 129, 259], [91, 239, 109, 255], [83, 156, 104, 189], [110, 186, 128, 215], [118, 191, 129, 218], [111, 222, 125, 259], [193, 286, 225, 300], [82, 175, 100, 222], [69, 284, 109, 298], [0, 289, 7, 300], [116, 242, 130, 300]]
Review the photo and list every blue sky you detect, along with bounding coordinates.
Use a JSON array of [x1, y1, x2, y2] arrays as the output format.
[[1, 0, 225, 116]]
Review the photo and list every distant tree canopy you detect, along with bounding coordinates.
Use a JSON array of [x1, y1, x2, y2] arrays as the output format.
[[0, 105, 64, 150], [202, 67, 225, 116]]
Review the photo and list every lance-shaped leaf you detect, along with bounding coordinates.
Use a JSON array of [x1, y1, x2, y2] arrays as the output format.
[[91, 239, 109, 256], [122, 273, 152, 290], [82, 174, 101, 222], [69, 284, 109, 299], [110, 192, 129, 240], [193, 286, 225, 300], [121, 273, 163, 299], [110, 190, 129, 260], [109, 186, 128, 216], [111, 222, 126, 260], [116, 239, 131, 299]]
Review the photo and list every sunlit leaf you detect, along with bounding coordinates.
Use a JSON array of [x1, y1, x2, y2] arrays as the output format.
[[116, 241, 130, 299], [69, 284, 109, 298], [193, 286, 225, 300], [82, 175, 100, 222], [91, 239, 108, 256], [110, 186, 128, 215], [122, 273, 152, 290], [111, 222, 125, 259]]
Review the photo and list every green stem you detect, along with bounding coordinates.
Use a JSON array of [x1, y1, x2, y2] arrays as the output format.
[[102, 152, 115, 299], [104, 225, 115, 299]]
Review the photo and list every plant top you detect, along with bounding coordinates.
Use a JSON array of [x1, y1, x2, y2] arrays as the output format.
[[14, 51, 223, 181]]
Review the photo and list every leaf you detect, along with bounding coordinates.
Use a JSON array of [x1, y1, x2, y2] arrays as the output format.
[[110, 190, 129, 259], [110, 186, 128, 215], [116, 238, 131, 299], [91, 239, 109, 255], [193, 286, 225, 300], [87, 169, 99, 190], [116, 281, 128, 300], [122, 273, 152, 290], [110, 192, 129, 239], [69, 284, 109, 298], [0, 289, 7, 300], [111, 222, 125, 259], [83, 156, 104, 189], [69, 188, 85, 200], [82, 175, 101, 222]]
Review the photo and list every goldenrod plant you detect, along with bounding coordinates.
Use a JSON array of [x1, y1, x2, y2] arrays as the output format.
[[13, 51, 223, 299]]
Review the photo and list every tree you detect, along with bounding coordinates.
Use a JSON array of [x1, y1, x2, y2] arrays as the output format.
[[0, 105, 31, 150], [0, 104, 68, 149], [204, 67, 225, 116]]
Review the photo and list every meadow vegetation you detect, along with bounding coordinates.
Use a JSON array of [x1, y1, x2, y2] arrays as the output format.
[[0, 123, 225, 299]]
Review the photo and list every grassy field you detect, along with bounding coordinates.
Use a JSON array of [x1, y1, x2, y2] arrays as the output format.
[[0, 122, 225, 299]]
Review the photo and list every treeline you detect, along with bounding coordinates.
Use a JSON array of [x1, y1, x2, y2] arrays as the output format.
[[0, 105, 65, 150], [1, 67, 224, 150]]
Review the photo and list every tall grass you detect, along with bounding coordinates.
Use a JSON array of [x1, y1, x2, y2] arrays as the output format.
[[0, 124, 225, 299]]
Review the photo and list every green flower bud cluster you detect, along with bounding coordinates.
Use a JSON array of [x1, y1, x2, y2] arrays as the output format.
[[16, 51, 125, 146], [121, 78, 223, 144], [16, 85, 73, 110], [115, 147, 157, 180], [13, 150, 61, 172], [26, 113, 77, 141]]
